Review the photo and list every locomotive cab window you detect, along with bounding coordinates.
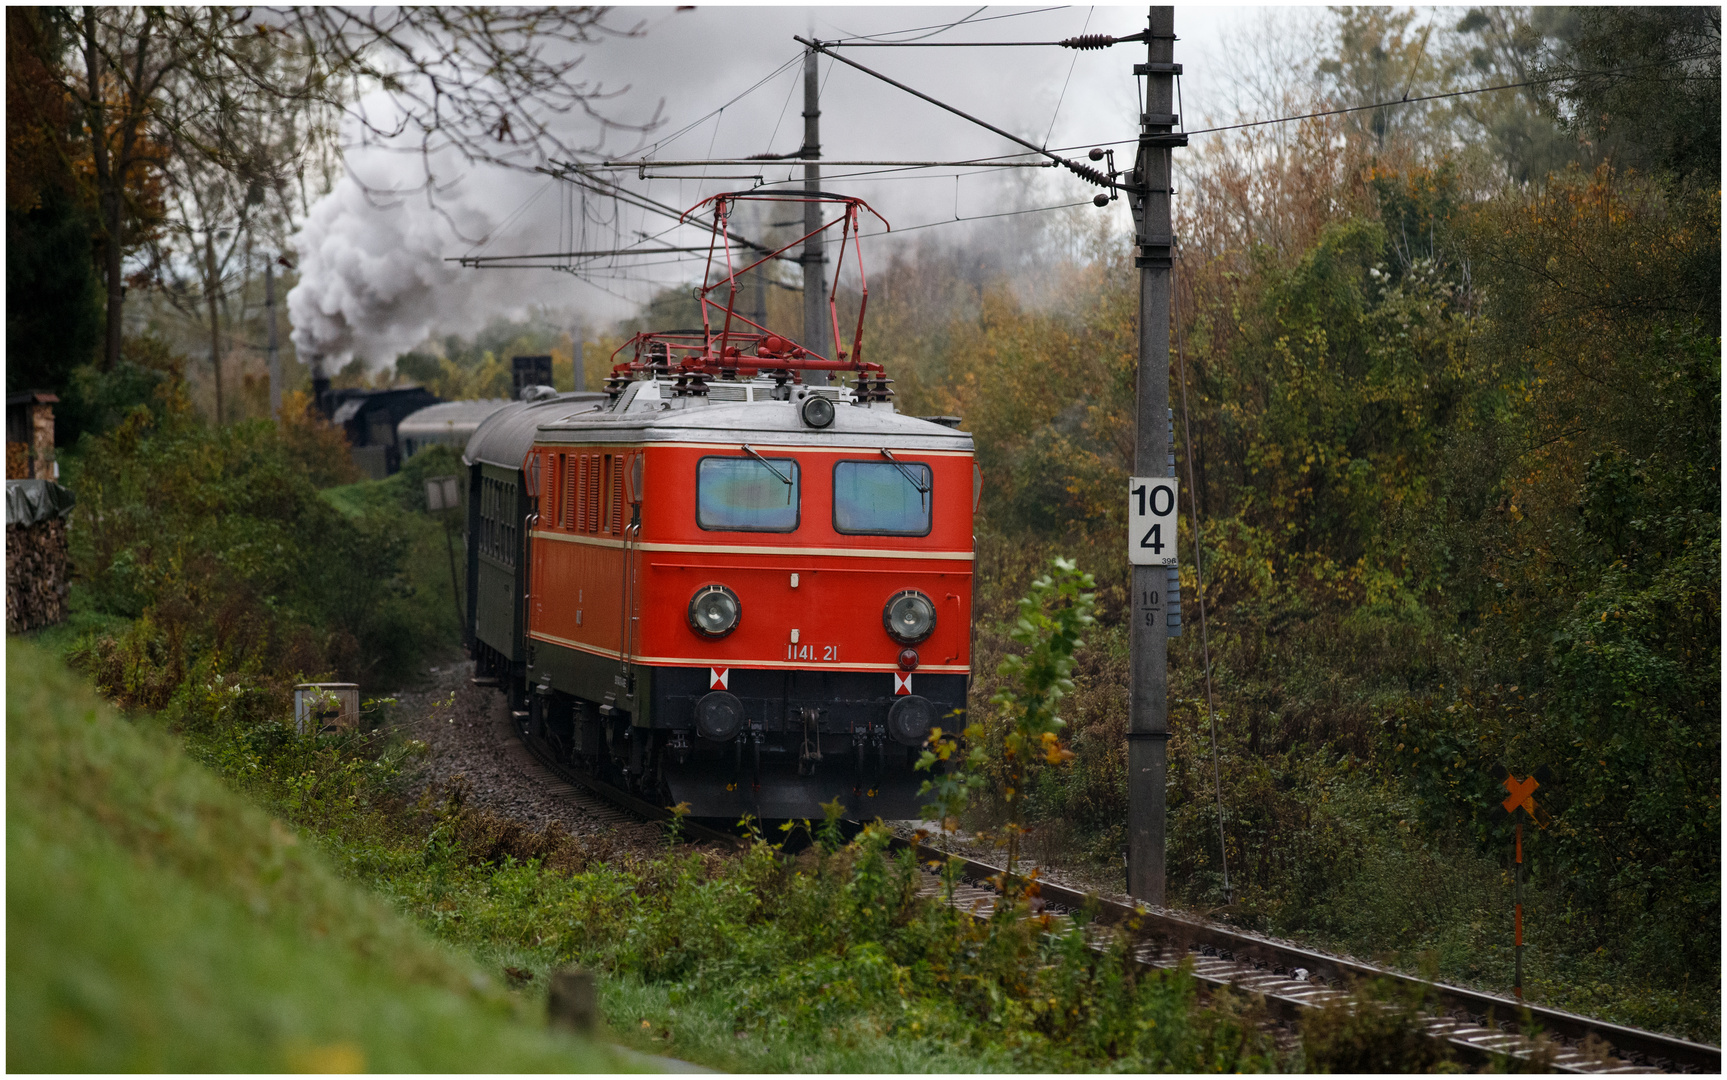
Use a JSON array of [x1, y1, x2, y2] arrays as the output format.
[[833, 460, 932, 536], [697, 455, 800, 532]]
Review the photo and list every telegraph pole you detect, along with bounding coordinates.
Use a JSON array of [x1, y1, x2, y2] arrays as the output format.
[[801, 41, 831, 383], [1127, 5, 1183, 906]]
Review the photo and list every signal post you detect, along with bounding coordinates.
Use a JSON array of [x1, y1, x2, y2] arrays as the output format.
[[1127, 5, 1184, 906]]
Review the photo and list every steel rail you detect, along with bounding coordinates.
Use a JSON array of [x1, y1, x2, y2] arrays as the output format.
[[889, 837, 1719, 1074]]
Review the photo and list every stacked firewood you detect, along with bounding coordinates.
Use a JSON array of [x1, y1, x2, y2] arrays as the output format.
[[7, 517, 70, 633]]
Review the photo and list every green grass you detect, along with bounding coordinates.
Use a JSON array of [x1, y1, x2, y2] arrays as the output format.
[[5, 637, 634, 1072]]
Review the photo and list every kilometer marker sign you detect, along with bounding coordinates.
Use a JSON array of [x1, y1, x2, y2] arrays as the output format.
[[1128, 477, 1179, 566]]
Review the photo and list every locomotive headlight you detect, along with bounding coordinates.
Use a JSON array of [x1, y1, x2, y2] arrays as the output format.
[[800, 394, 835, 428], [688, 584, 741, 638], [883, 589, 937, 645]]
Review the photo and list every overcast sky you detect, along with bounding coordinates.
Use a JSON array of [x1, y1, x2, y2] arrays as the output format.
[[289, 5, 1300, 365]]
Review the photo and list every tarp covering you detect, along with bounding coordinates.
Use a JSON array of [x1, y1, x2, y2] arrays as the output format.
[[6, 479, 76, 527]]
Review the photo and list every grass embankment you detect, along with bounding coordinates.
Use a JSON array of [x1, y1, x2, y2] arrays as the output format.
[[5, 638, 628, 1072]]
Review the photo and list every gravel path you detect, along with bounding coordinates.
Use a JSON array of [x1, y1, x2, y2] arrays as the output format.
[[388, 656, 663, 852], [382, 658, 1134, 895]]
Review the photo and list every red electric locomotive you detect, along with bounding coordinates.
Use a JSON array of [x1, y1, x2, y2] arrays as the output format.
[[465, 192, 975, 819]]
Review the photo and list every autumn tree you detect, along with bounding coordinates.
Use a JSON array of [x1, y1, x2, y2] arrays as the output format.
[[1536, 6, 1721, 185], [6, 9, 124, 391], [41, 6, 659, 406]]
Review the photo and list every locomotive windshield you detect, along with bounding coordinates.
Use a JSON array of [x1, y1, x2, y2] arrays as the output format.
[[832, 460, 932, 536], [697, 456, 800, 531]]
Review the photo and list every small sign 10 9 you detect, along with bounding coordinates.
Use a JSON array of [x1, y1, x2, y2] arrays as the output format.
[[1128, 477, 1179, 567]]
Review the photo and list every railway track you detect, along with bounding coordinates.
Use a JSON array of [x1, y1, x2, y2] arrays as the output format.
[[493, 696, 1716, 1073], [890, 839, 1718, 1074]]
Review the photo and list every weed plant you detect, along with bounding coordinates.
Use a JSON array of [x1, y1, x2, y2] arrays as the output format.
[[934, 165, 1719, 1043], [60, 393, 453, 700], [1296, 976, 1459, 1073], [284, 781, 1288, 1072]]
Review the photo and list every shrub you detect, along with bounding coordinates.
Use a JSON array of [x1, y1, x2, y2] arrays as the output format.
[[63, 402, 426, 700], [1299, 977, 1454, 1073]]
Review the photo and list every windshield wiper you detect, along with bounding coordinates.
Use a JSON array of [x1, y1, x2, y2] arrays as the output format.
[[742, 443, 794, 503], [879, 448, 931, 505]]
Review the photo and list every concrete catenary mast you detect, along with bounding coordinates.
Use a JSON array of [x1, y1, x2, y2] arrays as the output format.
[[1127, 5, 1184, 905], [801, 42, 831, 384]]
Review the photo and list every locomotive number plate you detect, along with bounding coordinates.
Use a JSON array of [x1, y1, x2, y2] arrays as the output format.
[[786, 643, 841, 662]]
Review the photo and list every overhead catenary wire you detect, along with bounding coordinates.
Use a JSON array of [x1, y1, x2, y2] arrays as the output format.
[[824, 35, 1136, 47], [1034, 49, 1724, 151], [878, 198, 1093, 237], [472, 34, 1717, 262], [796, 36, 1116, 191], [461, 177, 555, 260], [631, 53, 804, 160], [460, 196, 1096, 277], [450, 242, 759, 268], [746, 49, 1723, 174], [824, 38, 1114, 47], [471, 46, 1719, 270], [763, 51, 804, 155], [755, 163, 1046, 185], [595, 159, 1057, 169], [542, 163, 794, 262], [1043, 6, 1094, 148], [826, 6, 1066, 45], [461, 38, 1719, 306]]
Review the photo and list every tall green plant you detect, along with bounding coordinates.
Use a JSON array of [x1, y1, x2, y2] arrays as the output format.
[[991, 557, 1096, 882], [920, 556, 1096, 889]]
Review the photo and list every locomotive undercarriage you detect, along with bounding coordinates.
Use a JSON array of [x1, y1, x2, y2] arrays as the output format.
[[514, 660, 966, 820]]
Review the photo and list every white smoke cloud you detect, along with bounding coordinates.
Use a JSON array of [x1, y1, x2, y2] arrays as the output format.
[[285, 7, 1256, 370], [287, 152, 580, 367]]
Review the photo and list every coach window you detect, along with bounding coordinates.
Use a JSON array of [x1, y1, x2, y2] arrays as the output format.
[[832, 460, 932, 536], [697, 455, 800, 532]]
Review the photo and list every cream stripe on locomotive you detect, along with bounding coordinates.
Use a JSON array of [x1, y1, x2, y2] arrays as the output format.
[[529, 529, 975, 561], [528, 629, 972, 674], [530, 440, 975, 457]]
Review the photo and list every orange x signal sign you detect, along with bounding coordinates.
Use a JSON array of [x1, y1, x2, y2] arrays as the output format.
[[1497, 770, 1552, 829], [1501, 773, 1539, 815]]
